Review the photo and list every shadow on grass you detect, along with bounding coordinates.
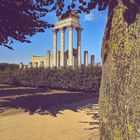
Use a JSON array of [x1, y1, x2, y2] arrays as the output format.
[[0, 85, 98, 117]]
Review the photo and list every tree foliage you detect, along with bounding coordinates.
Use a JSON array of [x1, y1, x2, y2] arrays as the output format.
[[0, 0, 109, 49], [0, 0, 52, 49]]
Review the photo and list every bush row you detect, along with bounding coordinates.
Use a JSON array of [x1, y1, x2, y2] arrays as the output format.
[[0, 66, 102, 93]]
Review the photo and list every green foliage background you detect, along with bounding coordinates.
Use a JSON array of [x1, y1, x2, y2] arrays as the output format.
[[0, 64, 101, 93]]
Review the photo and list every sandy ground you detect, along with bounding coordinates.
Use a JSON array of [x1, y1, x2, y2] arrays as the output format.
[[0, 84, 99, 140]]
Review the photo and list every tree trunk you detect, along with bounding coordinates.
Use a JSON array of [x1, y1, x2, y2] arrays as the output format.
[[99, 0, 140, 139]]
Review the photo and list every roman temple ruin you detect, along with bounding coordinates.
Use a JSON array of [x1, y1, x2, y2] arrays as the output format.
[[19, 11, 96, 69]]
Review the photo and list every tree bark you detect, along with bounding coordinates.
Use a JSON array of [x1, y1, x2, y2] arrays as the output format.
[[99, 0, 140, 139]]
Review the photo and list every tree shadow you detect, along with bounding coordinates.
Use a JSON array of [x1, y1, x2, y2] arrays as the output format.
[[0, 85, 98, 117], [0, 87, 48, 97], [79, 104, 100, 131]]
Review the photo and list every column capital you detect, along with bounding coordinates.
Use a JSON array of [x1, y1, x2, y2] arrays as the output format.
[[52, 29, 59, 33], [60, 27, 66, 31], [68, 25, 73, 30], [76, 27, 83, 31]]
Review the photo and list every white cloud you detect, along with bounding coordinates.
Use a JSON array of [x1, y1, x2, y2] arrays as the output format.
[[84, 11, 106, 22], [84, 13, 95, 21]]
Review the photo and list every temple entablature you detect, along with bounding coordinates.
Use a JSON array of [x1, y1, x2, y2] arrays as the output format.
[[54, 11, 80, 30]]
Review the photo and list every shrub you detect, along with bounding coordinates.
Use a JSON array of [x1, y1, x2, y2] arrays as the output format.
[[0, 65, 102, 93]]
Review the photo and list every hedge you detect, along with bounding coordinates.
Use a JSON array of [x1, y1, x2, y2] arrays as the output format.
[[0, 66, 102, 93]]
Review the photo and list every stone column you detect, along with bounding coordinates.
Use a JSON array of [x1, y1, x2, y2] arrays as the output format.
[[67, 59, 69, 67], [39, 61, 44, 68], [64, 55, 67, 67], [34, 62, 38, 68], [57, 51, 60, 68], [36, 62, 39, 68], [53, 29, 58, 67], [77, 27, 82, 67], [91, 55, 95, 66], [68, 26, 73, 67], [24, 65, 28, 69], [19, 62, 24, 69], [46, 50, 50, 68], [28, 62, 32, 68], [32, 62, 35, 68], [60, 28, 65, 67], [74, 56, 78, 67], [73, 56, 75, 67], [84, 51, 88, 66]]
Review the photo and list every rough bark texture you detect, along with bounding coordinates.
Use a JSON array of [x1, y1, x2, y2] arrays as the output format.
[[99, 0, 140, 139]]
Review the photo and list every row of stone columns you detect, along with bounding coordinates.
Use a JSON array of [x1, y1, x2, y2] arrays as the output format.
[[19, 61, 46, 69], [19, 53, 95, 69], [53, 26, 82, 68]]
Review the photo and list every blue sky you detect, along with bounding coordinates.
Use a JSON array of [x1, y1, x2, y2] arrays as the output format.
[[0, 8, 108, 64]]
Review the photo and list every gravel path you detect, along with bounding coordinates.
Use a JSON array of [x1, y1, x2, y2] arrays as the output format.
[[0, 84, 99, 140]]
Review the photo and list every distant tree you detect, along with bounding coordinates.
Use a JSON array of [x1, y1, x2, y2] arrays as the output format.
[[0, 63, 18, 71]]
